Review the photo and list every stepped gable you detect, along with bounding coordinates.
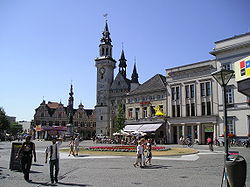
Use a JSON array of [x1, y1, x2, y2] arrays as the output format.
[[129, 74, 166, 95]]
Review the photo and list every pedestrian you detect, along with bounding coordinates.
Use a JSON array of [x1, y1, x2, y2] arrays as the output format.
[[145, 139, 152, 166], [207, 137, 213, 151], [16, 135, 36, 182], [45, 137, 62, 184], [68, 136, 75, 156], [74, 135, 80, 156], [133, 139, 144, 168]]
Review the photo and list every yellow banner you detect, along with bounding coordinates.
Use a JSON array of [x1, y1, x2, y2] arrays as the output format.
[[235, 56, 250, 82]]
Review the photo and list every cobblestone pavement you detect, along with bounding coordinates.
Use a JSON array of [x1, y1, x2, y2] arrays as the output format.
[[0, 140, 249, 187]]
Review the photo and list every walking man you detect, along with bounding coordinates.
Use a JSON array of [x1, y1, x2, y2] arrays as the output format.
[[16, 135, 36, 182], [45, 137, 62, 184]]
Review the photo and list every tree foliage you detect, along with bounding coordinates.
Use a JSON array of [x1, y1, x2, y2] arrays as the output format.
[[7, 122, 23, 136], [114, 104, 125, 132], [0, 107, 10, 132]]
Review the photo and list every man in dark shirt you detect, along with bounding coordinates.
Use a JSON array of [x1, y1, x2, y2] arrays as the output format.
[[16, 135, 36, 182]]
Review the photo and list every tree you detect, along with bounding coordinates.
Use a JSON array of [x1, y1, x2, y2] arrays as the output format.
[[114, 104, 126, 132], [0, 107, 10, 132], [7, 122, 23, 136]]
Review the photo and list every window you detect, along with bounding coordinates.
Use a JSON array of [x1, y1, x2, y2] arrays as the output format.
[[226, 87, 234, 104], [171, 88, 175, 100], [176, 87, 180, 100], [172, 105, 176, 117], [227, 117, 235, 134], [150, 106, 155, 116], [190, 85, 195, 98], [201, 83, 205, 97], [207, 101, 211, 115], [143, 107, 147, 118], [191, 103, 195, 116], [206, 82, 211, 96], [171, 86, 180, 100], [100, 116, 103, 120], [185, 85, 190, 98], [224, 63, 232, 70], [176, 105, 180, 117], [41, 113, 44, 117], [201, 102, 206, 115], [135, 108, 140, 120], [128, 108, 133, 118], [186, 104, 190, 117]]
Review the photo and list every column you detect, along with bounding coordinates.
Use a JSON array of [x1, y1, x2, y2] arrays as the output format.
[[197, 123, 202, 144], [191, 125, 194, 142]]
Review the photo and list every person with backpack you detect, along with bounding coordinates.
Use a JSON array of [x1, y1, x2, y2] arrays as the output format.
[[16, 135, 36, 182], [45, 137, 62, 184]]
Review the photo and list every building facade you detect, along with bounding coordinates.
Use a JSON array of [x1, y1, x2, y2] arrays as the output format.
[[166, 60, 219, 144], [33, 85, 96, 139], [210, 32, 250, 139]]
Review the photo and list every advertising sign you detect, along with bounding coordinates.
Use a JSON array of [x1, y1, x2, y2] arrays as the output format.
[[235, 56, 250, 82]]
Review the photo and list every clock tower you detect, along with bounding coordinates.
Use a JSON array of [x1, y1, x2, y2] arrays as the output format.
[[95, 20, 116, 135]]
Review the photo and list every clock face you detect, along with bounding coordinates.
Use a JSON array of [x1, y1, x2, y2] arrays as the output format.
[[99, 67, 105, 75]]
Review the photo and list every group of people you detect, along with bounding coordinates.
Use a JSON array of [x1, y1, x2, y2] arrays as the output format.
[[16, 135, 63, 185], [133, 138, 152, 168], [68, 135, 80, 156]]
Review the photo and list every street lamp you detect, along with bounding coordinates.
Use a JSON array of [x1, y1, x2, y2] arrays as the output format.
[[212, 68, 234, 187], [212, 68, 234, 161]]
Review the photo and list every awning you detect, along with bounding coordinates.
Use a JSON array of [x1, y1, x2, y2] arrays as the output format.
[[123, 125, 142, 132], [138, 123, 163, 132], [123, 123, 163, 132]]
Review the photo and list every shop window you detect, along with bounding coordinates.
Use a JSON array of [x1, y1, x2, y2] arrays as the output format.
[[135, 108, 140, 120], [143, 107, 147, 118], [150, 106, 155, 116], [128, 108, 133, 118]]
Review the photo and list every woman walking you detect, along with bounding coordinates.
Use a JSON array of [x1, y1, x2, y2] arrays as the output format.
[[145, 139, 152, 166], [133, 139, 144, 168], [68, 136, 75, 156]]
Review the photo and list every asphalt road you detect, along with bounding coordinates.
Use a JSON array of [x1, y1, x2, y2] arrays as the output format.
[[0, 140, 249, 187]]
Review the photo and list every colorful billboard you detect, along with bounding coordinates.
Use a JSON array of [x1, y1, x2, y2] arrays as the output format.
[[235, 56, 250, 82]]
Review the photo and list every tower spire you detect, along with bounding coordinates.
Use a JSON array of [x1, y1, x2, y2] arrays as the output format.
[[131, 59, 139, 83], [119, 49, 127, 77], [100, 15, 112, 44]]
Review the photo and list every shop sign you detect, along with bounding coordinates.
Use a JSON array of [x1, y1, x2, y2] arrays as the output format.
[[204, 126, 214, 132]]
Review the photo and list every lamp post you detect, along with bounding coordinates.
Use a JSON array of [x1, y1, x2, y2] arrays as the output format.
[[212, 68, 234, 186]]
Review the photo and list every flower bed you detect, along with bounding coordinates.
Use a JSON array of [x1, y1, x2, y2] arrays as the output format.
[[84, 145, 169, 152]]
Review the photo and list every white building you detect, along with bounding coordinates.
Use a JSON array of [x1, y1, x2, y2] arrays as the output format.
[[210, 32, 250, 139]]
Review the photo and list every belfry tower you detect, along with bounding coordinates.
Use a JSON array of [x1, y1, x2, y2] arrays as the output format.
[[95, 20, 116, 135]]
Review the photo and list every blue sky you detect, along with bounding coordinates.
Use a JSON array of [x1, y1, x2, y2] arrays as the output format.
[[0, 0, 249, 121]]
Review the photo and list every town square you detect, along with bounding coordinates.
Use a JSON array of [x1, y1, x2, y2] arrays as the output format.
[[1, 0, 250, 186]]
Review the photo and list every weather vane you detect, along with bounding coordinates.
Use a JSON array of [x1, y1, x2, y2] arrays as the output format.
[[103, 13, 108, 21]]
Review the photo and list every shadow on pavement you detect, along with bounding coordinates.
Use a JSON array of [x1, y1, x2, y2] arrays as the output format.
[[30, 170, 43, 173], [57, 182, 93, 186], [141, 165, 172, 169], [30, 181, 50, 186], [32, 163, 45, 166]]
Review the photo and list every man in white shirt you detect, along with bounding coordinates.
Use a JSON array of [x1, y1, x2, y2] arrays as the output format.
[[45, 137, 62, 184], [74, 135, 80, 156]]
